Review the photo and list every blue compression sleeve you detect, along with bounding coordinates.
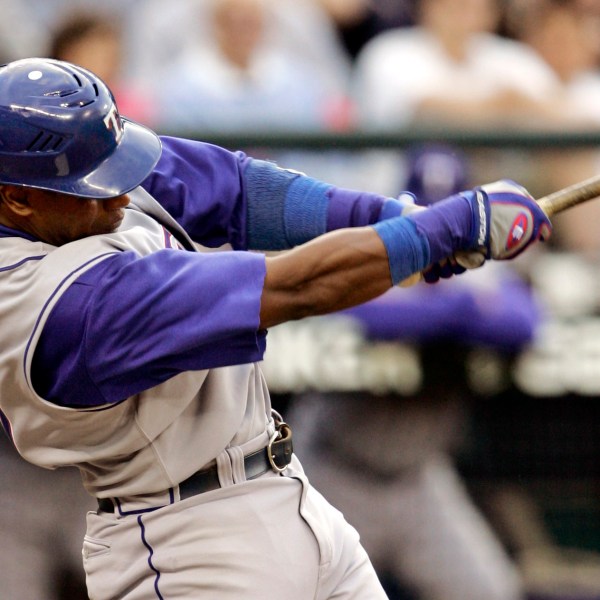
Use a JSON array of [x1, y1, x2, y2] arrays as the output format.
[[372, 193, 477, 285], [245, 160, 329, 250], [141, 139, 415, 252], [244, 159, 405, 250], [372, 217, 430, 285]]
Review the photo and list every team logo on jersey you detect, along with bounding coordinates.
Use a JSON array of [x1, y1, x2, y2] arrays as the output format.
[[505, 212, 529, 251]]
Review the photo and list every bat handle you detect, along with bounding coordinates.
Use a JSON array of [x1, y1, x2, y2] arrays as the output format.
[[399, 272, 423, 287], [536, 173, 600, 216]]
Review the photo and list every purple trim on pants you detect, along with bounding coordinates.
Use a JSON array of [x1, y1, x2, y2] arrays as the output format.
[[138, 515, 165, 600]]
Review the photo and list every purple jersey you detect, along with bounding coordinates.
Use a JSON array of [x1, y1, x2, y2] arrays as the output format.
[[23, 136, 397, 408], [29, 138, 267, 407]]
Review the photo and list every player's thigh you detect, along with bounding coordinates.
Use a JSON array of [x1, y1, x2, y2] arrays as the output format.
[[0, 528, 55, 599], [84, 475, 320, 599], [290, 425, 400, 571], [84, 471, 387, 600], [387, 456, 523, 600], [297, 470, 388, 600]]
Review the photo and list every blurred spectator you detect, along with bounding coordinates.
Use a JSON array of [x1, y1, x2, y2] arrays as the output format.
[[316, 0, 417, 60], [353, 0, 568, 130], [48, 10, 158, 126], [9, 0, 144, 61], [129, 0, 352, 84], [0, 0, 49, 60], [506, 0, 600, 256], [0, 432, 94, 599], [404, 143, 469, 202], [350, 0, 600, 202], [154, 0, 352, 133]]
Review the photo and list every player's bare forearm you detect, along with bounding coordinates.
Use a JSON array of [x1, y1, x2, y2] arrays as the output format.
[[260, 227, 393, 329], [259, 174, 560, 329]]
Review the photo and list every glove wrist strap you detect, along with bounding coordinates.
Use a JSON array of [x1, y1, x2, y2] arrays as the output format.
[[467, 189, 491, 256]]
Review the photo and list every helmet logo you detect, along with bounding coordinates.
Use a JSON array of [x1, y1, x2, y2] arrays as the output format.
[[103, 104, 123, 143]]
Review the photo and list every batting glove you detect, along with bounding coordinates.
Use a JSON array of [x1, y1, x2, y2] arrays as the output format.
[[457, 179, 552, 268], [422, 255, 467, 283]]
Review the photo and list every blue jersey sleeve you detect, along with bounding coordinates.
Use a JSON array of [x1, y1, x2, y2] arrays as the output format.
[[142, 136, 400, 252], [141, 136, 251, 250], [31, 250, 267, 407]]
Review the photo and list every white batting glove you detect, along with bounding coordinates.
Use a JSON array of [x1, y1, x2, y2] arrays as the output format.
[[457, 179, 552, 268]]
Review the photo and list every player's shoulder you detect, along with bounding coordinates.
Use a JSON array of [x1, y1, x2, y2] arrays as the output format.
[[157, 135, 241, 159], [150, 135, 245, 178]]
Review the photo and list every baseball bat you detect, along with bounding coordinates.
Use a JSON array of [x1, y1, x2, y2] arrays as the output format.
[[400, 173, 600, 287]]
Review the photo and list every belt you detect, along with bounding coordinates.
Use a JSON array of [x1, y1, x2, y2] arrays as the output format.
[[97, 423, 293, 513]]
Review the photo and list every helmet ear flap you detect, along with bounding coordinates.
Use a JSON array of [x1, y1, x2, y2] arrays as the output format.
[[0, 58, 161, 199]]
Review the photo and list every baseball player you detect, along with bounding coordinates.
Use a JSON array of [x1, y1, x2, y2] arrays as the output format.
[[0, 58, 550, 600]]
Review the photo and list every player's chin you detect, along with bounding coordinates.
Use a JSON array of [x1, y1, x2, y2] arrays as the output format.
[[88, 219, 122, 238], [106, 211, 125, 232]]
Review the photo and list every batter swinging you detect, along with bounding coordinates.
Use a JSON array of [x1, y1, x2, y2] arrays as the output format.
[[0, 58, 550, 600]]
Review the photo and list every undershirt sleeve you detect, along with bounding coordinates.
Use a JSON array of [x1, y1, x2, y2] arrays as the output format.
[[31, 250, 267, 408], [140, 136, 251, 249], [242, 158, 392, 250], [142, 137, 401, 252]]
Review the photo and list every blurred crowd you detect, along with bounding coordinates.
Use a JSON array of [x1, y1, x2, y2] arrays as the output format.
[[2, 1, 600, 599], [3, 0, 600, 135], [3, 0, 600, 250]]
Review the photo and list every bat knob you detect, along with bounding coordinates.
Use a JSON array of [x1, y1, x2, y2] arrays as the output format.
[[398, 272, 423, 287]]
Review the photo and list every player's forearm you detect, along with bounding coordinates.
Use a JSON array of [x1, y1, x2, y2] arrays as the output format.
[[259, 185, 551, 329], [260, 227, 399, 329], [259, 194, 477, 328]]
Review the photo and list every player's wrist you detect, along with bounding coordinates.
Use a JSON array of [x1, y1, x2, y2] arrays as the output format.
[[372, 216, 430, 285], [406, 193, 476, 263]]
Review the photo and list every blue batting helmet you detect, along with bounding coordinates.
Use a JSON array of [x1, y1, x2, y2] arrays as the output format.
[[0, 58, 161, 198]]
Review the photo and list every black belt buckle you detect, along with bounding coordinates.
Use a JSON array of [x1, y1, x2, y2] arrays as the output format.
[[267, 422, 293, 473]]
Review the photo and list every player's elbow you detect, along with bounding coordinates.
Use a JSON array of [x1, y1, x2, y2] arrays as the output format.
[[259, 283, 329, 329]]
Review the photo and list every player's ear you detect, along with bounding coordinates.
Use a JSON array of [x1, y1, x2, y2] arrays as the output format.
[[0, 185, 33, 216]]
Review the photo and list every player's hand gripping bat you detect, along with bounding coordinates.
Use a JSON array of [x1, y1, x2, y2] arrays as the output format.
[[400, 173, 600, 287]]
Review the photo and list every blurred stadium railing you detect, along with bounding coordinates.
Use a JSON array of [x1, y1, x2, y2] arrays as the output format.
[[159, 127, 600, 150]]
